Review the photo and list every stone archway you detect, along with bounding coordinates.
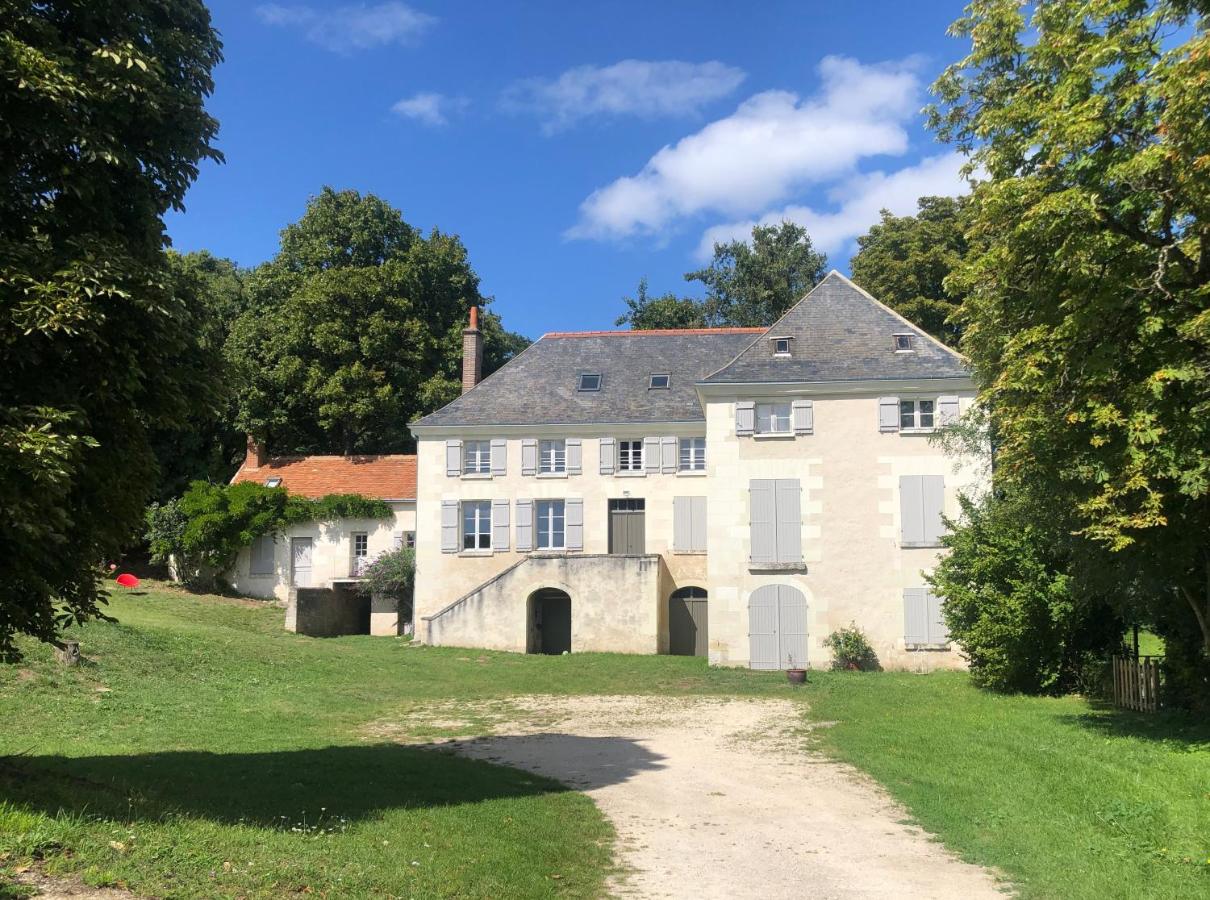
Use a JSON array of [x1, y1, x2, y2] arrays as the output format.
[[527, 588, 571, 655]]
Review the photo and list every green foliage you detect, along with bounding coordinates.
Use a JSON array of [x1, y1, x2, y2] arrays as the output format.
[[615, 277, 708, 329], [822, 623, 881, 671], [849, 196, 969, 345], [226, 188, 528, 455], [358, 547, 416, 606], [0, 0, 223, 659], [929, 492, 1123, 694]]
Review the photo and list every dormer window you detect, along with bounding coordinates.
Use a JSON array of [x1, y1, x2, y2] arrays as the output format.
[[769, 336, 793, 356], [265, 477, 282, 488], [578, 373, 601, 392], [649, 373, 670, 389], [894, 334, 914, 352]]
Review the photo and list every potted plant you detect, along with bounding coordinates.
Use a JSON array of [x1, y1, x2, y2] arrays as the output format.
[[785, 652, 807, 685]]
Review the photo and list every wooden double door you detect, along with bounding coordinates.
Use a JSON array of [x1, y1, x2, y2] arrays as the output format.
[[608, 498, 645, 554]]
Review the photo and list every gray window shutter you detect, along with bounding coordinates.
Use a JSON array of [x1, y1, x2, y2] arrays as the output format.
[[691, 495, 707, 553], [736, 400, 755, 437], [515, 499, 534, 552], [900, 475, 924, 546], [660, 436, 677, 474], [521, 438, 537, 476], [903, 588, 928, 644], [775, 479, 802, 563], [490, 438, 507, 476], [441, 500, 459, 553], [599, 437, 616, 474], [879, 397, 900, 432], [673, 497, 691, 553], [565, 498, 584, 551], [566, 438, 582, 475], [792, 398, 814, 435], [491, 499, 510, 551], [927, 591, 950, 646], [644, 436, 660, 473], [937, 395, 961, 426], [392, 531, 404, 550], [250, 534, 275, 575], [445, 439, 462, 476], [749, 479, 777, 564], [922, 475, 946, 546]]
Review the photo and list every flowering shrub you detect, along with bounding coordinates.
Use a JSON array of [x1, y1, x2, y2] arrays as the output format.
[[823, 623, 881, 671], [359, 547, 415, 607]]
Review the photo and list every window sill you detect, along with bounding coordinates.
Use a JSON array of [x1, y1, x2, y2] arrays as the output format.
[[537, 471, 568, 479], [675, 470, 707, 477], [901, 542, 944, 549], [460, 472, 492, 480], [753, 432, 795, 440], [748, 561, 807, 572], [457, 550, 496, 558], [898, 428, 936, 436], [614, 470, 647, 478], [672, 550, 707, 556], [905, 643, 951, 652]]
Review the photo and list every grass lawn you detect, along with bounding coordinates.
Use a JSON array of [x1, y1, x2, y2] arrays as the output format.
[[1, 583, 1207, 898]]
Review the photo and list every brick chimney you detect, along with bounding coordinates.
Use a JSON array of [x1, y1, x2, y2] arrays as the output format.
[[461, 306, 483, 393], [245, 434, 268, 470]]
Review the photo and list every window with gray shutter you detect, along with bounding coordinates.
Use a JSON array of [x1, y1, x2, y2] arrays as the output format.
[[445, 440, 463, 476], [440, 500, 459, 552], [491, 499, 510, 551], [515, 499, 534, 551], [927, 591, 950, 646], [565, 498, 584, 551], [566, 438, 582, 475], [521, 438, 537, 476], [878, 397, 900, 432], [937, 395, 961, 426], [736, 401, 755, 436], [792, 398, 814, 435], [674, 496, 708, 553], [490, 438, 507, 476], [900, 475, 946, 547], [644, 436, 660, 473], [250, 534, 275, 575], [750, 479, 802, 565], [749, 480, 777, 564], [774, 479, 802, 563], [599, 437, 616, 474], [660, 436, 677, 473], [903, 587, 928, 644]]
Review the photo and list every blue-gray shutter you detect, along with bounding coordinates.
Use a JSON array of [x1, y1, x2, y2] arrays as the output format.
[[777, 584, 809, 669], [441, 500, 459, 552], [490, 438, 507, 476], [250, 534, 275, 575], [736, 401, 755, 437], [515, 499, 534, 552], [565, 498, 584, 551], [903, 587, 928, 644], [660, 436, 677, 473], [879, 397, 900, 432], [691, 495, 707, 553], [521, 438, 537, 476], [644, 436, 660, 473], [900, 475, 925, 546], [775, 479, 802, 563], [792, 398, 814, 435], [922, 475, 946, 546], [927, 591, 950, 646], [937, 395, 961, 427], [748, 585, 779, 670], [673, 496, 692, 553], [749, 479, 777, 564], [445, 440, 462, 476], [491, 499, 510, 551], [566, 438, 582, 475], [599, 437, 615, 474]]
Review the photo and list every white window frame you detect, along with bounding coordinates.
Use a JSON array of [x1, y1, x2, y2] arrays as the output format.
[[894, 333, 915, 352], [618, 439, 644, 472], [679, 437, 706, 471], [899, 398, 937, 432], [535, 499, 566, 550], [351, 532, 369, 575], [461, 500, 492, 551], [649, 373, 670, 389], [755, 402, 793, 435], [539, 438, 566, 474], [577, 373, 602, 392], [773, 338, 791, 356], [463, 439, 491, 475]]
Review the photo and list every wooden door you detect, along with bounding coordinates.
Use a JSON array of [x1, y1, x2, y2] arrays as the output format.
[[669, 587, 708, 656], [290, 537, 313, 587], [608, 498, 646, 554]]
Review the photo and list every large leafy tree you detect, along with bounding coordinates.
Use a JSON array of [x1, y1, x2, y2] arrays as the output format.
[[228, 188, 526, 455], [0, 0, 223, 658], [615, 277, 708, 330], [849, 196, 969, 345], [930, 0, 1210, 671]]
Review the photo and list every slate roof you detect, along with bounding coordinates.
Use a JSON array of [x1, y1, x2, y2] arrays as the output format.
[[231, 454, 417, 500], [411, 329, 764, 427], [701, 271, 968, 384]]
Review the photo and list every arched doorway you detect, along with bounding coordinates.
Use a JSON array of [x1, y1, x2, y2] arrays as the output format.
[[748, 584, 807, 670], [668, 587, 708, 657], [527, 588, 572, 655]]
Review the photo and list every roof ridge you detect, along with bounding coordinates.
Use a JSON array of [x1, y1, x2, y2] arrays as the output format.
[[541, 327, 765, 339], [260, 453, 417, 462]]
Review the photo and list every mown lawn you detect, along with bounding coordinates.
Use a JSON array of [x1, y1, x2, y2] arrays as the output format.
[[1, 584, 1207, 899]]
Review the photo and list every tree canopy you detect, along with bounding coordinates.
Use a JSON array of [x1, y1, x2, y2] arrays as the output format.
[[615, 277, 708, 330], [0, 0, 223, 658]]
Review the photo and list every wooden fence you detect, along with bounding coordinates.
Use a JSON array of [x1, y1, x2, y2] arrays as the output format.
[[1111, 655, 1162, 712]]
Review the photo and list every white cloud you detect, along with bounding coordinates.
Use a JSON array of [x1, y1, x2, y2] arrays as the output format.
[[694, 152, 969, 260], [567, 56, 924, 240], [391, 92, 467, 126], [256, 2, 436, 53], [504, 60, 746, 133]]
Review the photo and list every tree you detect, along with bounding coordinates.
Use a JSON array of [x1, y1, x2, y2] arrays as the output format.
[[227, 188, 528, 455], [929, 1, 1210, 683], [615, 277, 708, 330], [687, 221, 827, 327], [0, 1, 223, 658], [849, 196, 969, 345]]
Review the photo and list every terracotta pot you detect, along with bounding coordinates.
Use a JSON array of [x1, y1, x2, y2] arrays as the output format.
[[786, 668, 807, 685]]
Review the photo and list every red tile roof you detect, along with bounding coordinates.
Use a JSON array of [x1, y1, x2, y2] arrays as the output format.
[[231, 455, 417, 501], [541, 327, 765, 339]]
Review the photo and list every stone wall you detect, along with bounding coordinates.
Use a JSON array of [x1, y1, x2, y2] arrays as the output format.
[[286, 586, 369, 637]]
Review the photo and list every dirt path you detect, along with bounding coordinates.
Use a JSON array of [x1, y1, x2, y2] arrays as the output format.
[[421, 695, 1007, 899]]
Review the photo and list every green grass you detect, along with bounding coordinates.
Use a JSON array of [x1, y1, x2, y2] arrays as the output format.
[[1, 583, 1207, 898]]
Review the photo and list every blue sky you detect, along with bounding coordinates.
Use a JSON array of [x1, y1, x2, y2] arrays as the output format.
[[167, 1, 971, 338]]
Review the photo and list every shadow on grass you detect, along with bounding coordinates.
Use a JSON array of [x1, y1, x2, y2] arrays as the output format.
[[0, 737, 665, 827], [1061, 704, 1210, 750]]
